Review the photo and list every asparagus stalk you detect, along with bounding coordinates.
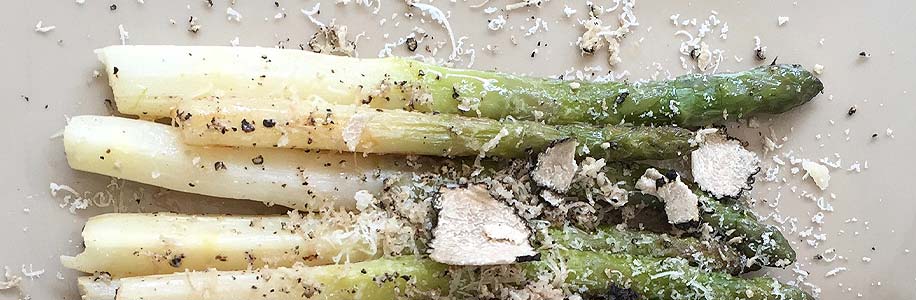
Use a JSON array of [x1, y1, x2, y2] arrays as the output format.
[[553, 250, 812, 300], [98, 45, 822, 127], [65, 118, 789, 267], [63, 213, 744, 277], [548, 226, 745, 275], [77, 257, 449, 300], [593, 163, 796, 267], [78, 252, 811, 300], [174, 97, 695, 160], [702, 199, 796, 267], [61, 213, 387, 277], [64, 115, 407, 211]]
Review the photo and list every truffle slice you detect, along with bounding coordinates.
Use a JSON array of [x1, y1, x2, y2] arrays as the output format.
[[636, 168, 700, 225], [429, 185, 537, 266], [532, 139, 579, 193], [691, 129, 760, 199]]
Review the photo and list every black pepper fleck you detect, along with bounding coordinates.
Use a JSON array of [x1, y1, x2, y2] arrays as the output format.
[[109, 4, 117, 10], [755, 48, 767, 60], [252, 155, 264, 165], [514, 253, 541, 263], [262, 119, 276, 128], [214, 161, 227, 171], [615, 91, 630, 105], [406, 37, 418, 52], [169, 254, 185, 268], [241, 119, 256, 132], [847, 106, 857, 116], [113, 67, 119, 75]]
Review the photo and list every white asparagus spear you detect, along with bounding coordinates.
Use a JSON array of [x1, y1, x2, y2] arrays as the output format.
[[61, 212, 392, 277], [77, 257, 449, 300], [64, 116, 409, 210], [97, 45, 411, 119], [173, 97, 550, 158], [173, 97, 695, 160]]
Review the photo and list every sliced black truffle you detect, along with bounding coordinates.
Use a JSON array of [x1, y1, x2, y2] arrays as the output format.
[[429, 185, 537, 266], [532, 139, 579, 193]]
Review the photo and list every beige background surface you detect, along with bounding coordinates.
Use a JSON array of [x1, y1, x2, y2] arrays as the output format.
[[1, 0, 914, 299]]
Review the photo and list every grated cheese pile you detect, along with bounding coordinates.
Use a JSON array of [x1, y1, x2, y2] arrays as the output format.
[[0, 266, 21, 290], [576, 0, 638, 67]]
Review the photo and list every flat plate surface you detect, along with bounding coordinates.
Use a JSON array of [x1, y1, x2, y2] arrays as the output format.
[[1, 1, 914, 299]]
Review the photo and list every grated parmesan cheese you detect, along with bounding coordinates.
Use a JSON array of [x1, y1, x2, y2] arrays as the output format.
[[34, 21, 56, 33], [801, 160, 830, 190], [407, 1, 459, 61], [20, 264, 44, 279], [488, 15, 507, 30], [118, 24, 129, 45], [0, 266, 21, 290], [226, 7, 243, 22], [812, 64, 824, 75], [777, 16, 790, 26], [342, 112, 373, 152]]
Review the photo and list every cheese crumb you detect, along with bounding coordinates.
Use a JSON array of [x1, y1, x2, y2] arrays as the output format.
[[562, 5, 577, 18], [777, 16, 790, 26], [0, 266, 21, 290], [20, 264, 44, 279], [118, 24, 129, 45], [354, 190, 375, 211], [802, 160, 831, 190], [342, 112, 373, 152], [487, 15, 507, 30], [226, 7, 243, 22], [813, 64, 824, 75], [34, 21, 56, 33], [825, 267, 847, 278]]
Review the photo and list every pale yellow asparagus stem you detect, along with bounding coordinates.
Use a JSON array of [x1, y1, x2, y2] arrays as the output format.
[[61, 213, 386, 277], [64, 116, 407, 210], [175, 97, 536, 157], [77, 257, 449, 300], [98, 45, 407, 119], [174, 97, 696, 160]]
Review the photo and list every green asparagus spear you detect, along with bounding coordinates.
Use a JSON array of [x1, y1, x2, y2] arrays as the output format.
[[590, 163, 796, 267], [548, 226, 746, 275], [99, 46, 822, 127], [405, 62, 823, 127], [176, 98, 695, 160], [80, 252, 811, 300], [545, 250, 813, 300], [702, 199, 797, 267]]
